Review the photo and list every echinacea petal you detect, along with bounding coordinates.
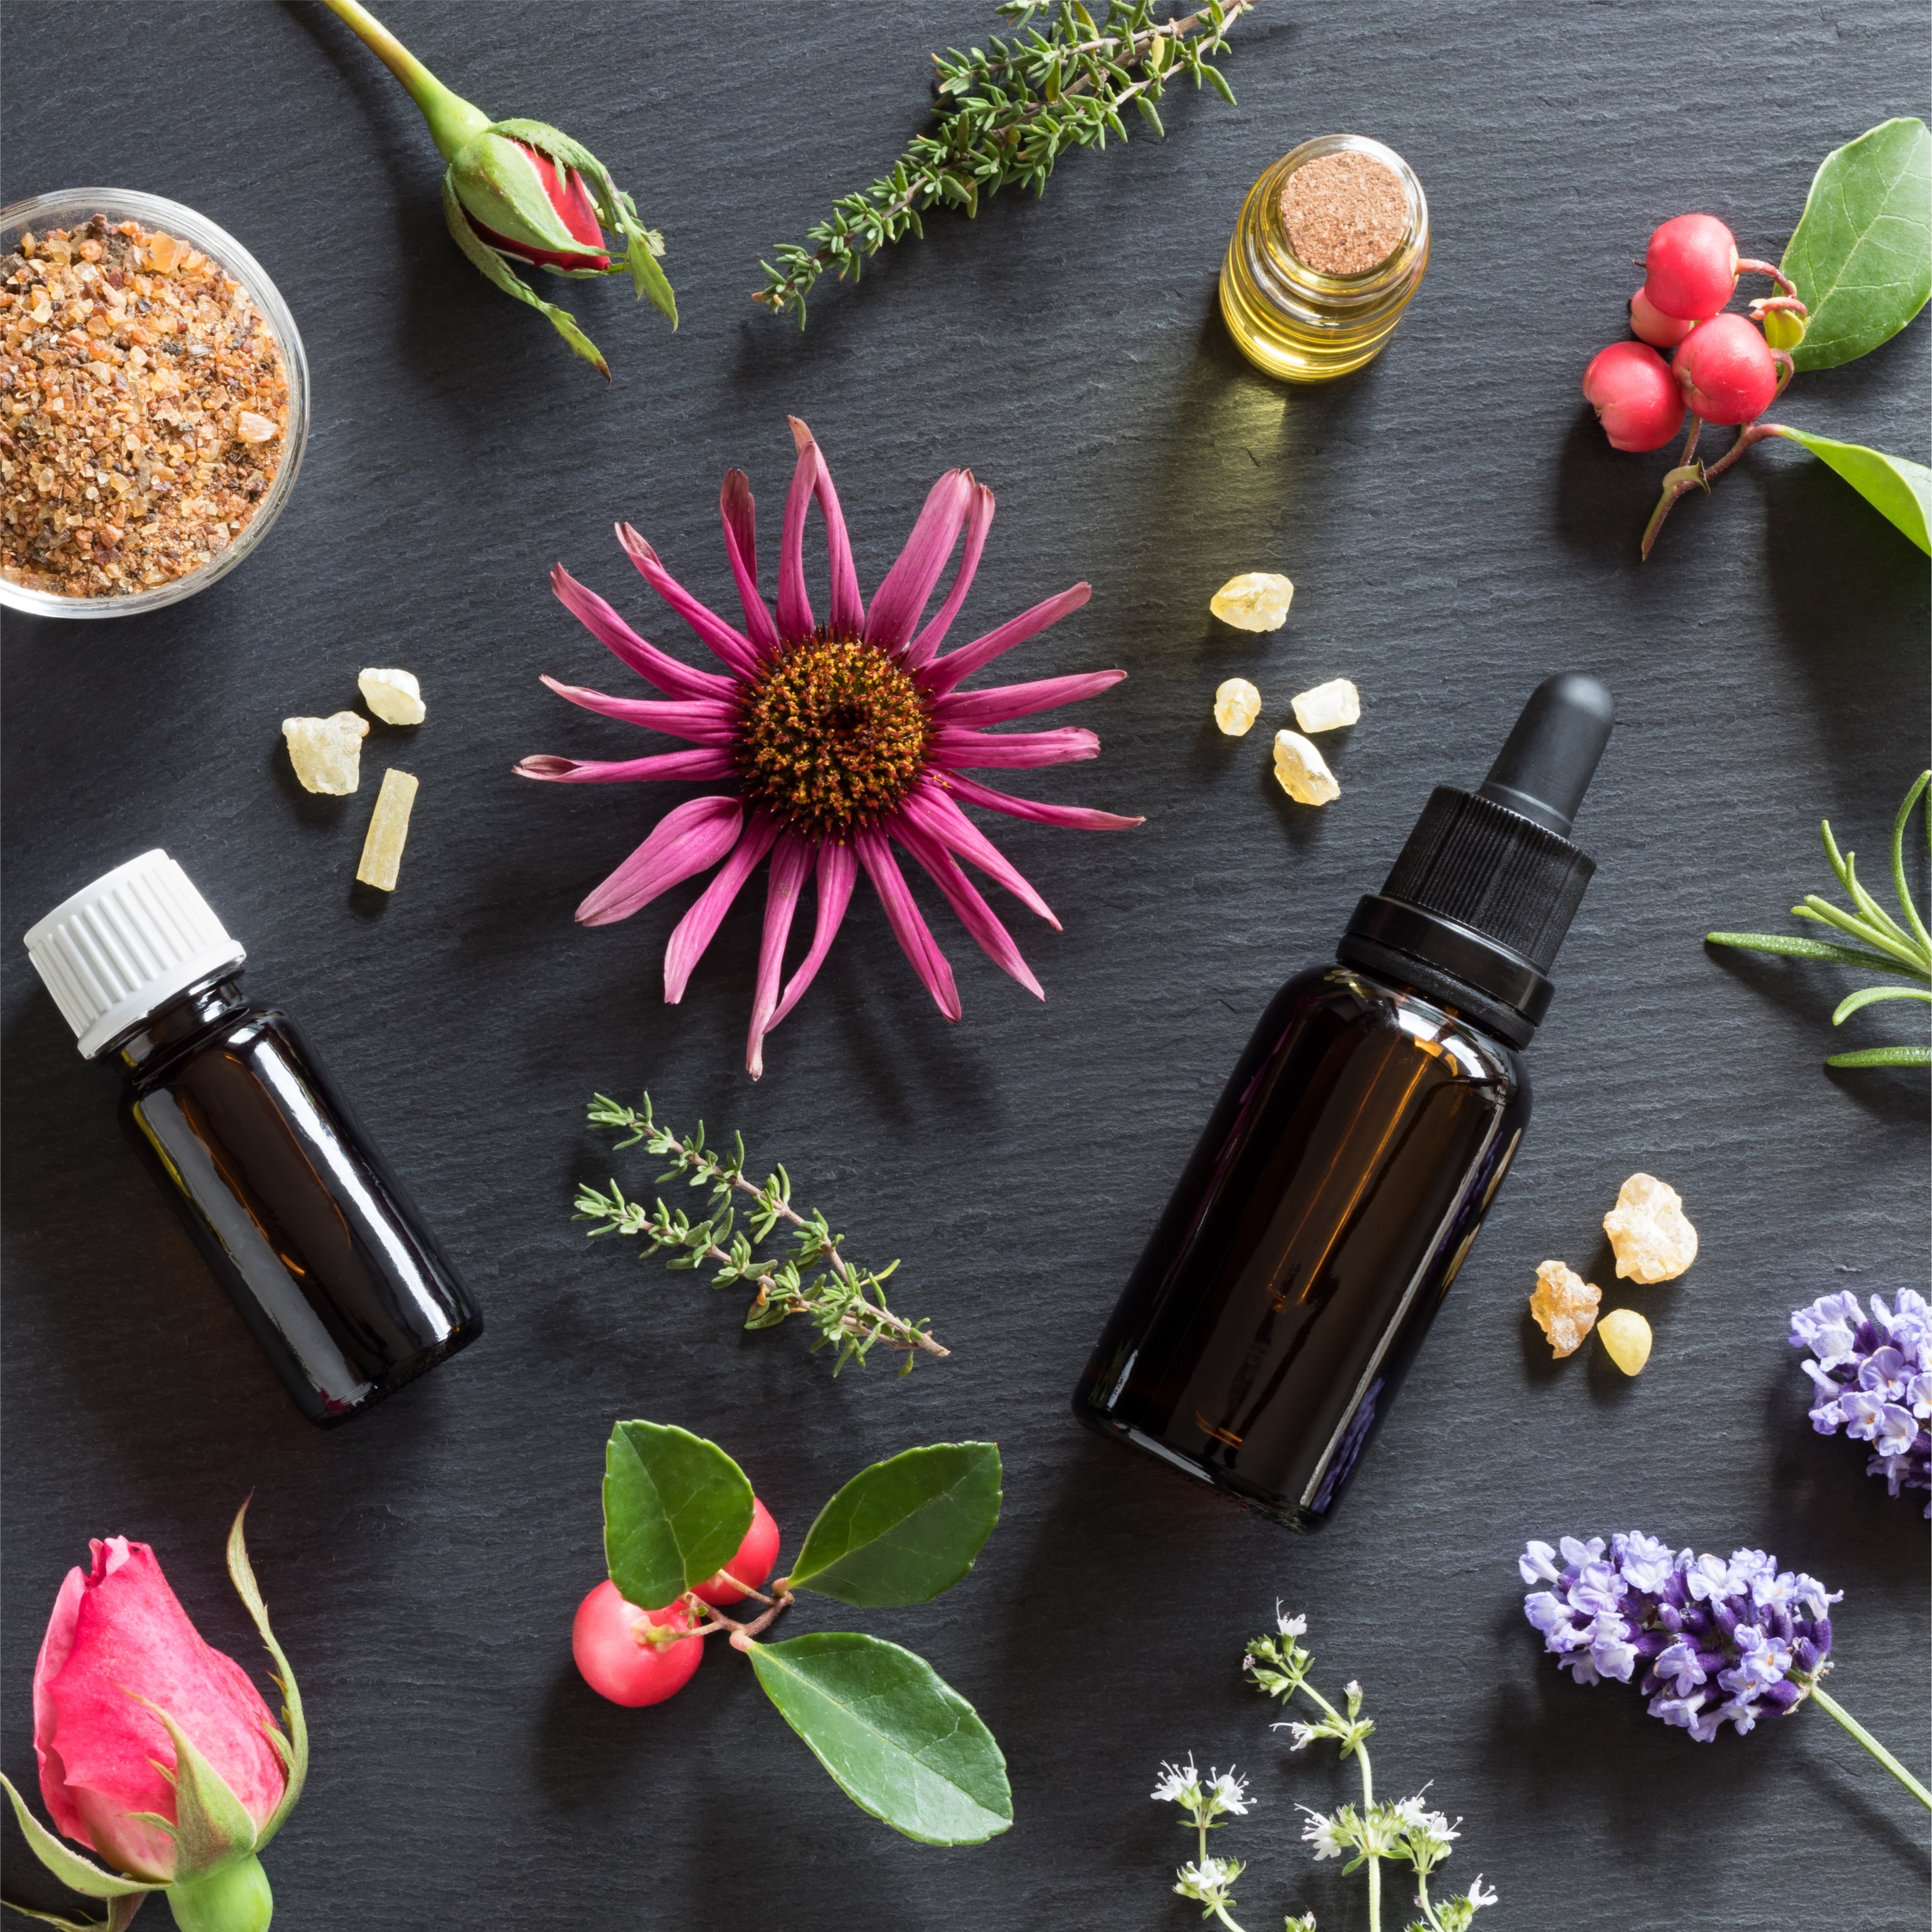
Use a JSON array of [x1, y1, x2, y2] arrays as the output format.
[[865, 469, 974, 657], [720, 468, 782, 657], [551, 565, 735, 701], [788, 417, 865, 638], [937, 770, 1145, 832], [665, 814, 783, 1003], [771, 839, 857, 1029], [539, 675, 740, 745], [515, 748, 737, 784], [576, 794, 743, 927], [746, 834, 816, 1079], [856, 828, 962, 1021], [905, 481, 994, 669], [903, 782, 1058, 926], [929, 725, 1101, 770], [919, 583, 1092, 695], [616, 523, 762, 678], [896, 818, 1044, 1000], [933, 668, 1127, 729]]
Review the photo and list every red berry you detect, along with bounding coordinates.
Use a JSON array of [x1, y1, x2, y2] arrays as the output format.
[[1629, 287, 1697, 350], [1642, 213, 1739, 321], [691, 1497, 781, 1606], [1581, 341, 1684, 452], [1671, 314, 1777, 425], [572, 1581, 703, 1707]]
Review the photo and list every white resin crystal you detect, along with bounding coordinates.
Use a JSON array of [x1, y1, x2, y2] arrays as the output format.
[[1272, 729, 1338, 806], [1213, 678, 1263, 736], [1209, 572, 1294, 633], [358, 668, 425, 726], [1603, 1173, 1698, 1283], [1291, 677, 1360, 734], [283, 711, 369, 795]]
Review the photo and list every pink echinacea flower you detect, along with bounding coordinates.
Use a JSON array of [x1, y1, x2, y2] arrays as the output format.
[[518, 418, 1143, 1076]]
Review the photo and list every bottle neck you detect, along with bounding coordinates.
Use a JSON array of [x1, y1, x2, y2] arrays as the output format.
[[110, 975, 251, 1072]]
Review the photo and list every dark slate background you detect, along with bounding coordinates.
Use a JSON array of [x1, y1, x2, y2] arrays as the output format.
[[4, 3, 1927, 1926]]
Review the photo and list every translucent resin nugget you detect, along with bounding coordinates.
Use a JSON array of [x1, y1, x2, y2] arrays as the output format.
[[356, 769, 419, 892]]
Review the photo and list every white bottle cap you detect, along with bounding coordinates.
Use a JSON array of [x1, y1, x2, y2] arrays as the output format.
[[24, 850, 247, 1059]]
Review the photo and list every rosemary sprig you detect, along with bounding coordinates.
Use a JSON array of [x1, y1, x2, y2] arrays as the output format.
[[1707, 770, 1931, 1070], [754, 0, 1257, 327], [576, 1094, 948, 1374]]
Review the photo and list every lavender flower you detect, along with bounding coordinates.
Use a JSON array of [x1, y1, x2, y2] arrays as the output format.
[[1518, 1536, 1838, 1741], [1791, 1289, 1932, 1515]]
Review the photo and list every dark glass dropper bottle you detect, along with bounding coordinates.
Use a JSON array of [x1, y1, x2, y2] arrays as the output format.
[[25, 850, 482, 1427], [1073, 675, 1614, 1527]]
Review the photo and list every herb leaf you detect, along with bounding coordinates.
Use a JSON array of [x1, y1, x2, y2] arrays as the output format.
[[603, 1420, 753, 1610], [1781, 117, 1932, 370], [747, 1631, 1013, 1844], [789, 1444, 1003, 1606], [1767, 425, 1931, 555]]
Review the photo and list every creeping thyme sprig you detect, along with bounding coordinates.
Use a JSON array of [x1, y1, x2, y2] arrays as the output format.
[[1707, 770, 1931, 1071], [755, 0, 1257, 326], [1146, 1610, 1498, 1932], [576, 1094, 948, 1373]]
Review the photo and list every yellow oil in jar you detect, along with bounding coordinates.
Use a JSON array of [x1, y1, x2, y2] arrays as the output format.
[[1220, 134, 1430, 383]]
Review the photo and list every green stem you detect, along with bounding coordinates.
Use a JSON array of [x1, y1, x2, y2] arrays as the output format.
[[1810, 1684, 1932, 1810], [318, 0, 491, 159], [1356, 1739, 1381, 1932]]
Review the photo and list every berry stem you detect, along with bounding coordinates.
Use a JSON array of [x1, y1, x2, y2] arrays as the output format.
[[1701, 419, 1785, 483], [1639, 416, 1709, 561], [677, 1584, 796, 1644], [1735, 256, 1799, 299]]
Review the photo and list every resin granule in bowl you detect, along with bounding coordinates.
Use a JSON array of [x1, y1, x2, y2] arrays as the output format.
[[0, 189, 308, 619]]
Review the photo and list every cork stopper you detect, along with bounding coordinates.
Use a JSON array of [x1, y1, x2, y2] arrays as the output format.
[[1279, 152, 1409, 276]]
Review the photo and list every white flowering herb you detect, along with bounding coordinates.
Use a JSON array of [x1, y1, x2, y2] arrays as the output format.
[[1151, 1613, 1498, 1931]]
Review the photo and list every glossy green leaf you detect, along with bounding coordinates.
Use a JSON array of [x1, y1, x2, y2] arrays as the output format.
[[747, 1632, 1012, 1844], [788, 1443, 1002, 1607], [1781, 117, 1931, 369], [1772, 425, 1931, 554], [603, 1420, 753, 1611]]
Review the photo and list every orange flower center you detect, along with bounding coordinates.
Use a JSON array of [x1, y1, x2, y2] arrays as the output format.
[[737, 631, 931, 841]]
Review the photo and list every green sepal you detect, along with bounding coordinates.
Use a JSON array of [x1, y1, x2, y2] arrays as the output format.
[[0, 1776, 165, 1904], [441, 170, 610, 377], [488, 119, 678, 324], [447, 129, 592, 261], [223, 1503, 305, 1850], [127, 1705, 257, 1882], [0, 1893, 145, 1932]]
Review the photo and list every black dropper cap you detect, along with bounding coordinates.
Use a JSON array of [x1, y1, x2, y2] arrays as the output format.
[[1335, 674, 1614, 1047]]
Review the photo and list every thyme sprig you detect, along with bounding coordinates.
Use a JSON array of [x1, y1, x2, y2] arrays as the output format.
[[754, 0, 1257, 327], [576, 1094, 948, 1373], [1707, 770, 1931, 1071]]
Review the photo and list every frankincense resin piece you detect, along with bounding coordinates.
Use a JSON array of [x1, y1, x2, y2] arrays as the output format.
[[358, 667, 425, 725], [1597, 1308, 1653, 1376], [283, 711, 368, 795], [1530, 1259, 1600, 1358], [1291, 678, 1360, 734], [1272, 729, 1338, 805], [1209, 572, 1294, 632], [356, 769, 419, 892], [1213, 677, 1262, 736], [1603, 1173, 1697, 1283]]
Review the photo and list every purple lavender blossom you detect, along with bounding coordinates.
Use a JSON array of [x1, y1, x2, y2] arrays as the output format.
[[1791, 1289, 1932, 1515], [1518, 1536, 1840, 1742]]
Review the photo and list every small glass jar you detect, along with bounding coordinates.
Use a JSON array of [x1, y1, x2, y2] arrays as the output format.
[[1219, 134, 1429, 383], [0, 188, 310, 620]]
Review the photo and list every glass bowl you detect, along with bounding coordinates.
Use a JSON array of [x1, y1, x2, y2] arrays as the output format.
[[0, 188, 310, 620]]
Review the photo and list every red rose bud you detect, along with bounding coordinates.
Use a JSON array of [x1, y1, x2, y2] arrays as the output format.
[[320, 0, 675, 376], [1, 1508, 308, 1932]]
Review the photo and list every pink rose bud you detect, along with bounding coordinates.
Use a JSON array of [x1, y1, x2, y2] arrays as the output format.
[[33, 1538, 287, 1883]]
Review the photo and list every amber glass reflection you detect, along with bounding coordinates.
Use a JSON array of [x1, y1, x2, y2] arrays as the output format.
[[1074, 966, 1526, 1527], [115, 977, 481, 1427]]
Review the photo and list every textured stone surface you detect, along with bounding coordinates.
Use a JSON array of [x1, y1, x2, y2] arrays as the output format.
[[3, 3, 1927, 1927]]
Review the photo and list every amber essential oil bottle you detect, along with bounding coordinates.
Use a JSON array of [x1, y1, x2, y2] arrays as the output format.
[[1073, 674, 1614, 1527], [25, 850, 482, 1426]]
